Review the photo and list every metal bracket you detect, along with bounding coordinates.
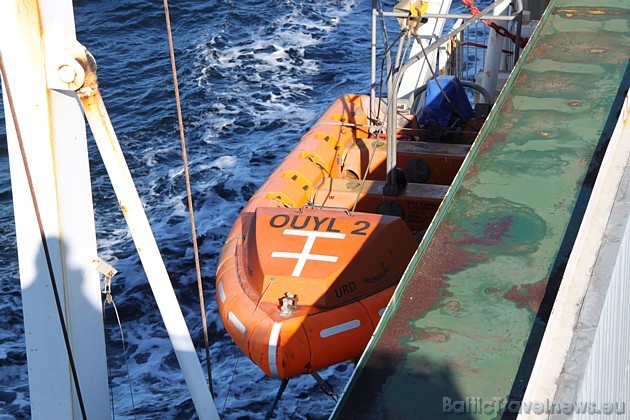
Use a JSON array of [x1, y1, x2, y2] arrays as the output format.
[[93, 258, 118, 304], [279, 292, 298, 317], [43, 34, 86, 91]]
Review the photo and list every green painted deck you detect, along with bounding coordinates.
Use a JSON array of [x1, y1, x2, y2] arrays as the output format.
[[332, 1, 630, 418]]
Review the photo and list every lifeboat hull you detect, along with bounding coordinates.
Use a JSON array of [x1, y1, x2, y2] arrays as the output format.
[[216, 207, 417, 378]]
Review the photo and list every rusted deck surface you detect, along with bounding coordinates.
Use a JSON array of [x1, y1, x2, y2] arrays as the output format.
[[332, 1, 630, 418]]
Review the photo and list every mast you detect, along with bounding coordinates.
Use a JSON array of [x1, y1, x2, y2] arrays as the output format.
[[0, 0, 110, 418]]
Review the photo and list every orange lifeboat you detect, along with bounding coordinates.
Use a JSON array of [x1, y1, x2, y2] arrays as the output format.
[[215, 92, 480, 378]]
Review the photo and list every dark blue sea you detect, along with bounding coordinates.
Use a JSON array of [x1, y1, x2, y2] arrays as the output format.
[[0, 0, 483, 418]]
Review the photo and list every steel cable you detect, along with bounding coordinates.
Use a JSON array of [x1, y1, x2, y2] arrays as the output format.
[[162, 0, 214, 396]]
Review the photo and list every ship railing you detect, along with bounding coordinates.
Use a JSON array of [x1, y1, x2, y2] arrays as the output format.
[[370, 0, 524, 195]]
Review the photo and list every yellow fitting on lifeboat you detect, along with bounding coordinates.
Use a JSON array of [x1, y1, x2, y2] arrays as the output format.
[[394, 0, 429, 34], [409, 0, 429, 16]]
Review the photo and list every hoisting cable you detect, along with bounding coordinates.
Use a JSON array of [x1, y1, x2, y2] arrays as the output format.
[[311, 372, 339, 402], [162, 0, 214, 396], [0, 52, 88, 420], [352, 15, 408, 212], [264, 378, 290, 420], [373, 0, 397, 122], [352, 6, 412, 212]]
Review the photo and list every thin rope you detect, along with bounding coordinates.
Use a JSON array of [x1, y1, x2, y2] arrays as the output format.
[[162, 0, 214, 395], [0, 52, 88, 420], [103, 296, 137, 419]]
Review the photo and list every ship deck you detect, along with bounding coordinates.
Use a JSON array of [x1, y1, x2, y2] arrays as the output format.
[[332, 0, 630, 418]]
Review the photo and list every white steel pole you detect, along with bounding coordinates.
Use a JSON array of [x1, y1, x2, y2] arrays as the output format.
[[479, 0, 510, 102], [0, 0, 110, 418]]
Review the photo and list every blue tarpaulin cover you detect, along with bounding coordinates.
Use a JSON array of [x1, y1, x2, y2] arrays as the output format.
[[417, 76, 474, 126]]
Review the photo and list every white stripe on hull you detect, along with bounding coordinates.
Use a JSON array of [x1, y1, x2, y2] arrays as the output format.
[[320, 319, 361, 338], [228, 311, 246, 335], [218, 282, 226, 303], [268, 322, 282, 378]]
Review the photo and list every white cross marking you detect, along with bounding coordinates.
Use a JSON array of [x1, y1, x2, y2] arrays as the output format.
[[271, 229, 346, 277]]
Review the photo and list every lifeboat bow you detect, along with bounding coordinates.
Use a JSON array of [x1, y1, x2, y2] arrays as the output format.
[[216, 206, 417, 378]]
